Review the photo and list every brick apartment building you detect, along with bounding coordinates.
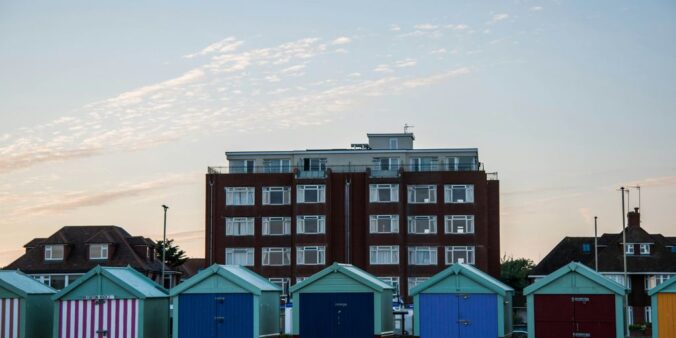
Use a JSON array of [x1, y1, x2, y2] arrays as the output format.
[[205, 132, 500, 301]]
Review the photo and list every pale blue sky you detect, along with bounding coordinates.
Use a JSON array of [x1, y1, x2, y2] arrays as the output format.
[[1, 0, 675, 266]]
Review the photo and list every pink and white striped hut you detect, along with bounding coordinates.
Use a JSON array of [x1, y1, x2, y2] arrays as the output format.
[[51, 266, 169, 338], [0, 270, 56, 338]]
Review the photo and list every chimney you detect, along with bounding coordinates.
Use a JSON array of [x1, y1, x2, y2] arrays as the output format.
[[627, 207, 640, 228]]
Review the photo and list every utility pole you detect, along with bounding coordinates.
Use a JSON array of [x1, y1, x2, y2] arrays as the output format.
[[161, 204, 169, 289], [620, 187, 629, 338], [594, 216, 598, 272]]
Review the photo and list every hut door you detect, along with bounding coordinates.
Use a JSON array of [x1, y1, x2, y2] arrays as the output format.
[[457, 294, 498, 338], [300, 293, 373, 338], [657, 293, 676, 337], [0, 298, 20, 338], [215, 294, 253, 338], [572, 295, 615, 337], [59, 299, 138, 338], [178, 293, 253, 338]]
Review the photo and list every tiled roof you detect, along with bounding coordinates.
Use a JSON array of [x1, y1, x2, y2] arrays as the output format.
[[4, 226, 170, 275], [177, 258, 206, 280]]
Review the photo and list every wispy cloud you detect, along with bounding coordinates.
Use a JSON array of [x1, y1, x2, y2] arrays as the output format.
[[530, 6, 544, 12], [491, 13, 510, 23], [627, 176, 676, 188], [414, 23, 438, 30], [331, 36, 351, 45], [402, 67, 471, 88]]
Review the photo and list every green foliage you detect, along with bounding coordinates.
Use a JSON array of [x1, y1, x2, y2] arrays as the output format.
[[155, 238, 188, 268], [500, 255, 535, 292]]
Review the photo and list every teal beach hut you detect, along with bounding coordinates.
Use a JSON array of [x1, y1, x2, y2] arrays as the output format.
[[647, 275, 676, 337], [0, 270, 56, 338], [169, 264, 282, 338], [410, 264, 513, 338]]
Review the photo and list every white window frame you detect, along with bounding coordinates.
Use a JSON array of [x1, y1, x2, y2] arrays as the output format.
[[408, 246, 438, 265], [302, 158, 327, 172], [225, 248, 254, 266], [297, 246, 326, 265], [369, 184, 399, 203], [389, 138, 398, 150], [369, 215, 399, 234], [269, 277, 291, 295], [369, 246, 400, 265], [445, 246, 475, 264], [408, 216, 437, 234], [374, 157, 400, 171], [625, 244, 635, 255], [230, 159, 255, 173], [297, 185, 326, 203], [44, 245, 65, 261], [379, 276, 400, 295], [639, 243, 650, 255], [262, 247, 291, 266], [627, 306, 634, 325], [407, 277, 429, 293], [262, 187, 291, 205], [605, 274, 631, 290], [297, 215, 326, 234], [225, 217, 255, 236], [645, 274, 672, 290], [225, 187, 255, 206], [407, 185, 437, 204], [89, 244, 108, 260], [444, 215, 475, 234], [31, 273, 83, 289], [295, 276, 309, 285], [262, 217, 291, 236], [645, 306, 652, 323], [444, 184, 474, 203], [263, 159, 291, 173]]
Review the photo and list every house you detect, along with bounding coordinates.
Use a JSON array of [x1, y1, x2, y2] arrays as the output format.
[[205, 132, 500, 302], [177, 258, 206, 282], [4, 225, 178, 289], [529, 208, 676, 325]]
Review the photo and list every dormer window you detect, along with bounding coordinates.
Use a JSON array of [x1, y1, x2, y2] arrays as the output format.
[[89, 244, 109, 260], [625, 244, 635, 255], [582, 243, 591, 253], [45, 245, 64, 261], [639, 244, 650, 255]]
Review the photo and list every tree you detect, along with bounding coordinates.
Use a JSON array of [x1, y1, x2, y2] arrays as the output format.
[[155, 239, 188, 268], [500, 255, 535, 293]]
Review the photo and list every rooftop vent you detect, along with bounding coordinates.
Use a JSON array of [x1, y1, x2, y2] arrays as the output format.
[[351, 143, 371, 150]]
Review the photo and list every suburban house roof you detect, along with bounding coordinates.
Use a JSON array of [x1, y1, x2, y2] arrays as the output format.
[[290, 262, 393, 293], [177, 258, 206, 280], [525, 262, 627, 296], [52, 266, 167, 300], [410, 263, 513, 297], [4, 226, 169, 274], [0, 270, 56, 296], [170, 264, 281, 296], [530, 220, 676, 276]]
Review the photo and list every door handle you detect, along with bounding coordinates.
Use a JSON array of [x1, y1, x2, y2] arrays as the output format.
[[214, 316, 224, 323], [215, 297, 225, 302], [457, 319, 470, 326], [572, 333, 590, 337]]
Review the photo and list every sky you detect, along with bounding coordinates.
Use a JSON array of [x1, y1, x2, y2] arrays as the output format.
[[1, 0, 675, 267]]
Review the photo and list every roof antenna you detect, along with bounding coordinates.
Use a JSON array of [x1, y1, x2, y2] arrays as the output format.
[[404, 123, 414, 134], [628, 185, 641, 223]]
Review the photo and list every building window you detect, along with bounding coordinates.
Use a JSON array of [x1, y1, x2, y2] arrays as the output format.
[[369, 215, 399, 234], [444, 215, 475, 234], [625, 244, 635, 255], [444, 185, 474, 203], [627, 306, 634, 325], [408, 216, 437, 234], [230, 159, 255, 173], [389, 138, 398, 150], [408, 277, 429, 293], [605, 274, 631, 290], [295, 276, 309, 285], [582, 243, 591, 253], [447, 156, 477, 171], [408, 247, 438, 265], [225, 187, 255, 206], [269, 277, 291, 295], [645, 274, 672, 290], [262, 247, 291, 266], [44, 245, 65, 261], [639, 244, 650, 255], [370, 246, 399, 265], [89, 244, 108, 260], [407, 185, 437, 204], [297, 215, 325, 234], [374, 157, 400, 171], [410, 157, 437, 171], [32, 274, 83, 290], [445, 246, 475, 264], [225, 217, 255, 236], [302, 158, 327, 172], [262, 187, 291, 205], [645, 306, 652, 323], [297, 246, 326, 265], [369, 184, 399, 203], [379, 277, 400, 295], [297, 185, 326, 203], [225, 248, 254, 266], [263, 159, 291, 173], [672, 246, 676, 253], [262, 217, 291, 236]]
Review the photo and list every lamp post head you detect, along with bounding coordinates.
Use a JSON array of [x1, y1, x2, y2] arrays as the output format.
[[162, 204, 169, 210]]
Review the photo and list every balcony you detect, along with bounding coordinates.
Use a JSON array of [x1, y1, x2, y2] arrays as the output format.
[[208, 163, 487, 178]]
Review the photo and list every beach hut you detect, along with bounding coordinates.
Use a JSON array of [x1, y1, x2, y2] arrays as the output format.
[[648, 275, 676, 337], [169, 264, 282, 338], [51, 266, 169, 338], [0, 270, 56, 338], [524, 262, 627, 338], [410, 264, 513, 338], [289, 263, 394, 338]]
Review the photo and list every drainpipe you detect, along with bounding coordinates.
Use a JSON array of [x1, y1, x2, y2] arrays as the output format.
[[345, 178, 351, 263], [209, 176, 215, 265]]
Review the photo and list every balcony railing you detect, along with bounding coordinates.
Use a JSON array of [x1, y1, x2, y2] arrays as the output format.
[[208, 163, 489, 178]]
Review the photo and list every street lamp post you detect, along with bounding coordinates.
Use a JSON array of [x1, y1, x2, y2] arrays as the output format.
[[161, 204, 169, 288]]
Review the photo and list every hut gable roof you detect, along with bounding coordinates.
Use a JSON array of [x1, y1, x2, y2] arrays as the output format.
[[410, 263, 513, 296], [648, 273, 676, 296], [0, 270, 56, 297], [170, 264, 281, 296], [52, 266, 167, 301], [524, 262, 627, 296], [290, 263, 393, 293]]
